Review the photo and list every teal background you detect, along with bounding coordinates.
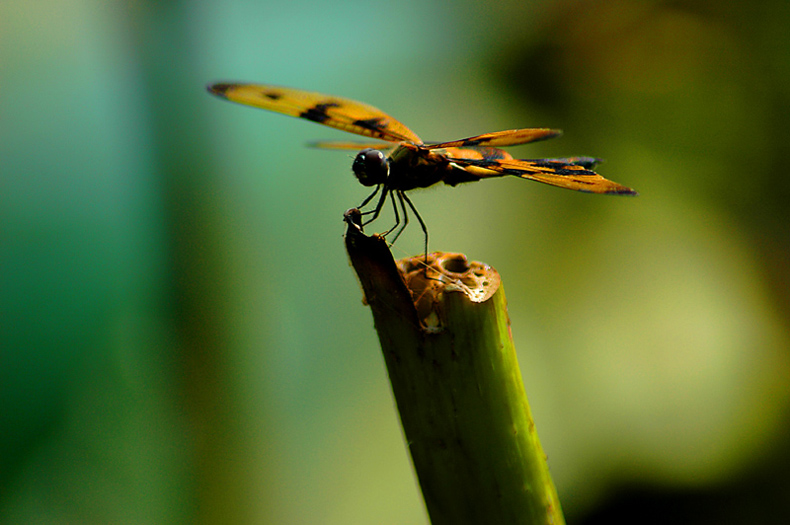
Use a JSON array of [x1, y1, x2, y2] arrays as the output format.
[[3, 0, 790, 523]]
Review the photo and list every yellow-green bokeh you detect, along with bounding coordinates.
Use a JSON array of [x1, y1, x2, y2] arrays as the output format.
[[3, 0, 790, 523]]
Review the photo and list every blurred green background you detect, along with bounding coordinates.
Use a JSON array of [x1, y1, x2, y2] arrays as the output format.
[[3, 0, 790, 523]]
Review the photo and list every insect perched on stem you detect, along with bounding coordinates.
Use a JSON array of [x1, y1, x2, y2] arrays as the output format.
[[207, 82, 637, 252]]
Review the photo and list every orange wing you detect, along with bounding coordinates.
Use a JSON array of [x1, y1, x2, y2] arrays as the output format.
[[443, 151, 637, 195], [207, 83, 422, 144], [307, 140, 397, 151], [426, 128, 562, 149]]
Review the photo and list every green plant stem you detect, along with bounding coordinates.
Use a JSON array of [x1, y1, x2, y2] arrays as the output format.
[[344, 210, 564, 525]]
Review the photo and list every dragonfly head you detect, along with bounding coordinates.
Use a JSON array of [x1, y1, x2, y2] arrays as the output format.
[[352, 148, 389, 187]]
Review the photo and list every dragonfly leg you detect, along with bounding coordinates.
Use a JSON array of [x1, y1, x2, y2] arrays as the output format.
[[400, 191, 429, 264], [387, 191, 411, 243], [358, 185, 380, 211], [380, 190, 403, 237], [361, 184, 389, 226]]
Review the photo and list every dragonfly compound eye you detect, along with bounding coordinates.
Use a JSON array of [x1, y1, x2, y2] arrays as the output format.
[[353, 148, 388, 187]]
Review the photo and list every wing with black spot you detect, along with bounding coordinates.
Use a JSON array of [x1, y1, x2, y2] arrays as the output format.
[[446, 155, 638, 195], [426, 128, 562, 149], [207, 83, 422, 144]]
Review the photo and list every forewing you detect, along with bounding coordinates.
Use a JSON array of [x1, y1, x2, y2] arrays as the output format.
[[426, 128, 562, 149], [207, 83, 422, 144], [432, 146, 514, 161], [307, 140, 397, 151], [447, 156, 638, 195]]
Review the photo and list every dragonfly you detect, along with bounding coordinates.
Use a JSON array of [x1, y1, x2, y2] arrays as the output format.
[[206, 82, 637, 252]]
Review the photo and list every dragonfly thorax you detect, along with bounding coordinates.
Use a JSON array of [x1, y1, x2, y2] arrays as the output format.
[[352, 148, 389, 187]]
